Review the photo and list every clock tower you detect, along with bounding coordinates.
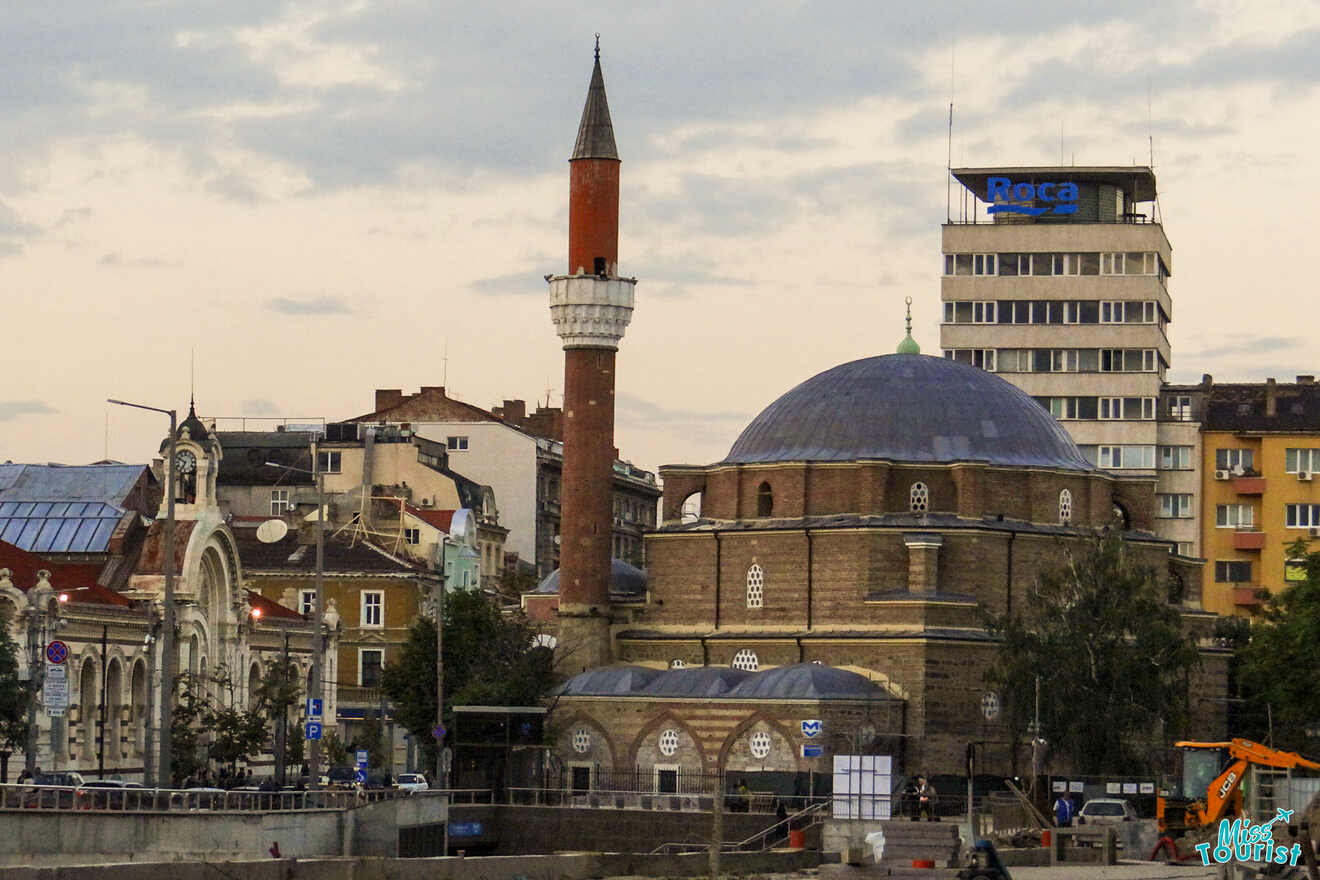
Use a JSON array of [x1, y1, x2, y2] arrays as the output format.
[[158, 398, 222, 517]]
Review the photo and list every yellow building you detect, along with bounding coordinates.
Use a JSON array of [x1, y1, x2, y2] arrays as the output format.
[[1198, 377, 1320, 616]]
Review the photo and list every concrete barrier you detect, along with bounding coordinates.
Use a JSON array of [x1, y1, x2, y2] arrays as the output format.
[[2, 849, 819, 880]]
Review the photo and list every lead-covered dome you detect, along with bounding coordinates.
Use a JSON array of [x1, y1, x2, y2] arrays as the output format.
[[723, 354, 1092, 471]]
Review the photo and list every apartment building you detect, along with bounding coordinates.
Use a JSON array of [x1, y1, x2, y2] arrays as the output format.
[[940, 166, 1191, 550], [1195, 376, 1320, 616]]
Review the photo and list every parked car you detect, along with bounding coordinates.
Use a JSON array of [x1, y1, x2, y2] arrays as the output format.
[[394, 773, 429, 793], [24, 771, 86, 809], [1076, 797, 1136, 824], [326, 765, 356, 788], [76, 779, 134, 810]]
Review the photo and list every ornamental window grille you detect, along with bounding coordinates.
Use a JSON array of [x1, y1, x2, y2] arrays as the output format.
[[732, 649, 759, 671], [746, 564, 764, 609], [1059, 489, 1073, 523], [658, 729, 680, 757], [749, 731, 772, 759], [572, 728, 592, 754], [670, 658, 686, 669], [909, 482, 929, 513]]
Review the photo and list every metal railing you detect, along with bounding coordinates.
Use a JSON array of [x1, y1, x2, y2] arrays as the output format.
[[651, 800, 830, 854], [0, 783, 492, 814]]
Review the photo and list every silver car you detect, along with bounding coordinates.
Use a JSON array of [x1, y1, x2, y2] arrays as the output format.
[[394, 773, 429, 793], [1076, 797, 1136, 824]]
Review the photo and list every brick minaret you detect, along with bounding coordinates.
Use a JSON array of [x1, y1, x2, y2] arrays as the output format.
[[547, 41, 635, 674]]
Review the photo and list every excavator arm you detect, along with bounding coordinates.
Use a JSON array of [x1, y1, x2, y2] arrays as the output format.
[[1164, 739, 1320, 833]]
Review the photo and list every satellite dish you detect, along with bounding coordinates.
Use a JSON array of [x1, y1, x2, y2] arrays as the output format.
[[255, 519, 289, 544]]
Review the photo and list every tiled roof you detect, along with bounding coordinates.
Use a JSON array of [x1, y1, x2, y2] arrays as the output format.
[[232, 526, 423, 575], [406, 506, 455, 532], [245, 588, 303, 621], [0, 539, 106, 594]]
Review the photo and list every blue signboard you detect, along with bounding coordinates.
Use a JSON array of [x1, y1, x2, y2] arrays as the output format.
[[986, 177, 1078, 216], [449, 821, 483, 837], [305, 721, 322, 741], [355, 749, 369, 767], [802, 744, 824, 758], [355, 768, 367, 784], [306, 698, 323, 719]]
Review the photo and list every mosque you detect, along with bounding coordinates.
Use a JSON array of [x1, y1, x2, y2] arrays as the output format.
[[537, 46, 1228, 790]]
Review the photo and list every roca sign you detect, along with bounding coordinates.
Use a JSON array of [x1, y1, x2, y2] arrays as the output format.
[[986, 177, 1078, 216]]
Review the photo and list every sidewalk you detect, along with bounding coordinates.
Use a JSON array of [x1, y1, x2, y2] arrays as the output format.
[[1008, 861, 1220, 879]]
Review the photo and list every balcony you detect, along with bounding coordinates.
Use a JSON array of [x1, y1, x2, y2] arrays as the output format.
[[1231, 585, 1268, 607], [337, 685, 382, 706], [1233, 476, 1266, 495], [1232, 530, 1266, 551]]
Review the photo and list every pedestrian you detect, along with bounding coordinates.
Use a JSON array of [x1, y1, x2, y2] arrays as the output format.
[[1053, 791, 1073, 828], [775, 797, 788, 825], [913, 774, 937, 822], [736, 779, 751, 813]]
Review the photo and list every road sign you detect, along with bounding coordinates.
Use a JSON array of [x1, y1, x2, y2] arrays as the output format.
[[432, 724, 446, 741], [354, 768, 367, 784], [44, 664, 69, 715], [45, 640, 68, 665], [305, 721, 322, 741], [981, 691, 1001, 722], [802, 744, 824, 758], [306, 698, 323, 719], [355, 749, 368, 767], [801, 719, 822, 738]]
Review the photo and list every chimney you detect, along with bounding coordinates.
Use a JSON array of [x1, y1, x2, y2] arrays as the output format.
[[1266, 378, 1278, 417], [375, 389, 404, 412], [1298, 375, 1315, 385], [1201, 373, 1213, 388], [502, 400, 526, 423], [420, 386, 446, 397]]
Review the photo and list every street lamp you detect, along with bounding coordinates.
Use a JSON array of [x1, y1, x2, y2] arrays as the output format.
[[107, 398, 177, 788], [263, 453, 325, 791]]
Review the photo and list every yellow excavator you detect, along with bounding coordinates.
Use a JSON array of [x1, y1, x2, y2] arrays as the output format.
[[1151, 738, 1320, 864]]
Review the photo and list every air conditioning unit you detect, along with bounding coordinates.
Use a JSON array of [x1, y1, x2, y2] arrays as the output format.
[[1214, 469, 1231, 480], [1299, 471, 1313, 482], [1311, 527, 1320, 538]]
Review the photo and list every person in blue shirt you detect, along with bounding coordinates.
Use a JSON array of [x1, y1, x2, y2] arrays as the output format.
[[1053, 793, 1073, 827]]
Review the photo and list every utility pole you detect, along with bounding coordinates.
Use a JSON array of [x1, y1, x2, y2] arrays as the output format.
[[310, 446, 325, 790], [106, 399, 176, 788], [434, 536, 447, 788], [98, 625, 108, 778]]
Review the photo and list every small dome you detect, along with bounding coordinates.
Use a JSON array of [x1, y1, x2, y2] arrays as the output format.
[[533, 558, 647, 598], [639, 667, 751, 697], [725, 663, 892, 701], [554, 665, 661, 696], [724, 354, 1092, 471]]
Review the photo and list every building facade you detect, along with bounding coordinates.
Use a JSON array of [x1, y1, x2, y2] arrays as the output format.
[[350, 386, 659, 578], [939, 167, 1197, 554], [1191, 376, 1320, 616]]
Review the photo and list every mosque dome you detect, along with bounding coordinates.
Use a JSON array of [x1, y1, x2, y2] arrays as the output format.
[[723, 353, 1093, 471]]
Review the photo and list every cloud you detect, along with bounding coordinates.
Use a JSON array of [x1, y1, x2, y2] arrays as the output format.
[[470, 272, 547, 297], [99, 252, 169, 268], [240, 398, 280, 415], [616, 392, 749, 426], [1183, 335, 1303, 359], [268, 296, 352, 315], [0, 400, 58, 421]]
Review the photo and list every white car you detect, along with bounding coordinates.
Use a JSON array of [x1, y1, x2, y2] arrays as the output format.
[[394, 773, 429, 793], [1077, 798, 1136, 824]]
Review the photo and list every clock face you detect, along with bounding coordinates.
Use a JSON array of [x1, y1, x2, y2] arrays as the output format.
[[175, 450, 197, 474]]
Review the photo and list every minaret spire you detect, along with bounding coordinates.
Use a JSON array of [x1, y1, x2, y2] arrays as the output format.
[[547, 45, 637, 674], [897, 296, 921, 354]]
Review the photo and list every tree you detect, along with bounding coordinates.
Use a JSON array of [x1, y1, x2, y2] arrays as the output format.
[[0, 605, 35, 762], [322, 730, 349, 768], [985, 530, 1200, 775], [251, 654, 302, 780], [381, 589, 556, 771], [352, 710, 385, 769], [1235, 539, 1320, 751]]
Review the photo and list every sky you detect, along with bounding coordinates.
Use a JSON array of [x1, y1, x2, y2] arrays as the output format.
[[3, 1, 1319, 480]]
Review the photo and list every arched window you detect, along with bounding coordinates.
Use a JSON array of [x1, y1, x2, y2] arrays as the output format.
[[909, 482, 929, 513], [658, 728, 680, 757], [746, 564, 764, 609], [757, 482, 773, 517], [1058, 489, 1073, 523], [732, 649, 759, 671]]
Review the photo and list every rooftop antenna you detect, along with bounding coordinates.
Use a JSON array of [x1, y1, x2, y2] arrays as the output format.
[[104, 411, 109, 460], [945, 42, 955, 223], [442, 338, 448, 387], [189, 348, 195, 410], [1147, 81, 1155, 168]]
